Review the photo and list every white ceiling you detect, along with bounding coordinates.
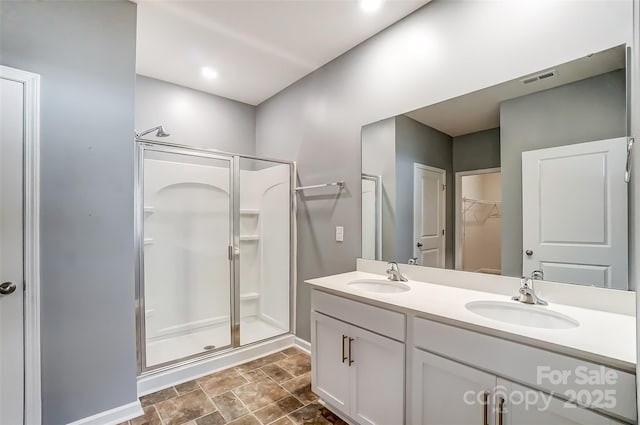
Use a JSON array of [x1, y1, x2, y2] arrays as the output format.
[[405, 45, 626, 137], [135, 0, 430, 105]]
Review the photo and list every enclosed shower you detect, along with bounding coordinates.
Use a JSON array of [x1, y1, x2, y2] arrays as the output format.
[[135, 139, 294, 373]]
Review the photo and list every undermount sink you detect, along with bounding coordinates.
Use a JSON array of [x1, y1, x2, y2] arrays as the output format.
[[347, 279, 410, 293], [465, 300, 579, 329]]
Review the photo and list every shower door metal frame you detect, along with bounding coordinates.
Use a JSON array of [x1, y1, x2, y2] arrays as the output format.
[[135, 139, 297, 375], [361, 173, 382, 260]]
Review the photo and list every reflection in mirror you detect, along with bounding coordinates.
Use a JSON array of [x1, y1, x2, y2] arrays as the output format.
[[361, 45, 631, 290]]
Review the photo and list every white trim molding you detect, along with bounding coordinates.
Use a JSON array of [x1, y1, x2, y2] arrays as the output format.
[[294, 336, 311, 353], [0, 65, 41, 425], [66, 401, 143, 425]]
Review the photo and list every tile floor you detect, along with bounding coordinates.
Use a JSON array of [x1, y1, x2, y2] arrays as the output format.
[[122, 347, 347, 425]]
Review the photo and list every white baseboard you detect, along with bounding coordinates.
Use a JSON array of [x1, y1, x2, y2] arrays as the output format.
[[294, 336, 311, 353], [137, 334, 295, 396], [66, 401, 143, 425]]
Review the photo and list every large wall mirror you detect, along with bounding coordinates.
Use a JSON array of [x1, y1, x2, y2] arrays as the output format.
[[361, 45, 633, 290]]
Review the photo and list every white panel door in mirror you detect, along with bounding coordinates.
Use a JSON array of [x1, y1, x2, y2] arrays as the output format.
[[522, 137, 628, 289], [414, 164, 446, 268]]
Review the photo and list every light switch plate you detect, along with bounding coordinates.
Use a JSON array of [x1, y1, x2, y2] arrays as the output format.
[[336, 226, 344, 242]]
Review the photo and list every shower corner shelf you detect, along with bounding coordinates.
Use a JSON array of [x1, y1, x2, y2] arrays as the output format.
[[240, 209, 260, 215], [240, 292, 260, 301], [240, 235, 260, 241]]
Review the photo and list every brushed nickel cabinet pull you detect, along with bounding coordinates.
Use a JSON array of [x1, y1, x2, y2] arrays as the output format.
[[341, 335, 347, 363], [498, 396, 505, 425], [348, 337, 354, 365], [482, 391, 489, 425]]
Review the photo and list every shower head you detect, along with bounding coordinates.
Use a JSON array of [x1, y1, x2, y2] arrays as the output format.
[[136, 125, 170, 139], [155, 126, 170, 137]]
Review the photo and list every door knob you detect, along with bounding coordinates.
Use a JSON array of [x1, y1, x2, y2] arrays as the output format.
[[525, 249, 533, 256], [416, 242, 423, 248], [0, 281, 17, 295]]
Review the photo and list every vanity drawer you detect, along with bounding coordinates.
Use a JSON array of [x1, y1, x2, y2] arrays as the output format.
[[413, 317, 636, 423], [311, 289, 405, 341]]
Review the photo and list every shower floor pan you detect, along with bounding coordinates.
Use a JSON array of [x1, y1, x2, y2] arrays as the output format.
[[145, 316, 287, 367]]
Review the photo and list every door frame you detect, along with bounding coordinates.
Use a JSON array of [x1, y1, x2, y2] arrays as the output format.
[[361, 173, 382, 260], [0, 65, 42, 424], [413, 163, 446, 267], [454, 167, 501, 271]]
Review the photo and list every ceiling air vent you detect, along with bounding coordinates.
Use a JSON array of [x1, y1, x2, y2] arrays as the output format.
[[521, 69, 558, 84]]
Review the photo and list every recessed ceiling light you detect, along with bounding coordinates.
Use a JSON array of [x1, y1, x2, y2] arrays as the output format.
[[201, 66, 218, 80], [359, 0, 383, 12]]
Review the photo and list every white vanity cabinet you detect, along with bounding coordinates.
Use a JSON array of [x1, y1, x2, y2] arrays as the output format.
[[411, 349, 624, 425], [412, 317, 634, 424], [312, 312, 351, 412], [502, 381, 623, 425], [311, 291, 406, 425], [308, 285, 636, 425], [412, 349, 496, 425]]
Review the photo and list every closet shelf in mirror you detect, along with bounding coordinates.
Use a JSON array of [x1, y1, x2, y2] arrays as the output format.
[[240, 209, 260, 215], [240, 235, 260, 241], [462, 197, 501, 205]]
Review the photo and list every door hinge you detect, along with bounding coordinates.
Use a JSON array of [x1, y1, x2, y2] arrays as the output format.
[[442, 229, 445, 235], [228, 245, 233, 260], [442, 184, 446, 191]]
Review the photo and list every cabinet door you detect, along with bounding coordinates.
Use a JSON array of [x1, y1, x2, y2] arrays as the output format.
[[311, 312, 351, 413], [348, 324, 404, 425], [502, 381, 624, 425], [412, 349, 496, 425]]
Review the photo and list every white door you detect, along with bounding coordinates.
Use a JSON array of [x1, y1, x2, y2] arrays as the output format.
[[503, 381, 623, 425], [522, 138, 628, 289], [349, 325, 404, 425], [0, 76, 25, 424], [311, 312, 351, 414], [414, 164, 446, 267], [411, 349, 496, 425]]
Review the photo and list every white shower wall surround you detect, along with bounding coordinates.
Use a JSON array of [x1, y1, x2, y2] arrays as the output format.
[[141, 153, 291, 369]]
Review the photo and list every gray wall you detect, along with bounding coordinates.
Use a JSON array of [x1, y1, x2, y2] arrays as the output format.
[[0, 2, 138, 424], [395, 116, 453, 266], [255, 1, 630, 342], [500, 70, 626, 277], [361, 118, 397, 261], [453, 127, 501, 172], [136, 75, 256, 154]]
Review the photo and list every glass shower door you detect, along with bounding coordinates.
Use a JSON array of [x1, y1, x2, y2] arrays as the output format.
[[138, 145, 234, 370], [236, 157, 292, 346]]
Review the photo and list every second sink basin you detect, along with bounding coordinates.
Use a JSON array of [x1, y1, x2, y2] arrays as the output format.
[[465, 300, 579, 329], [347, 279, 410, 293]]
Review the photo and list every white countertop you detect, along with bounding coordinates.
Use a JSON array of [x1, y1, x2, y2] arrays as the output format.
[[306, 271, 637, 373]]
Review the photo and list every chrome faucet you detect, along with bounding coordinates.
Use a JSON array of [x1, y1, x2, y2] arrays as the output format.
[[386, 262, 408, 282], [512, 272, 547, 305], [531, 269, 544, 281]]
